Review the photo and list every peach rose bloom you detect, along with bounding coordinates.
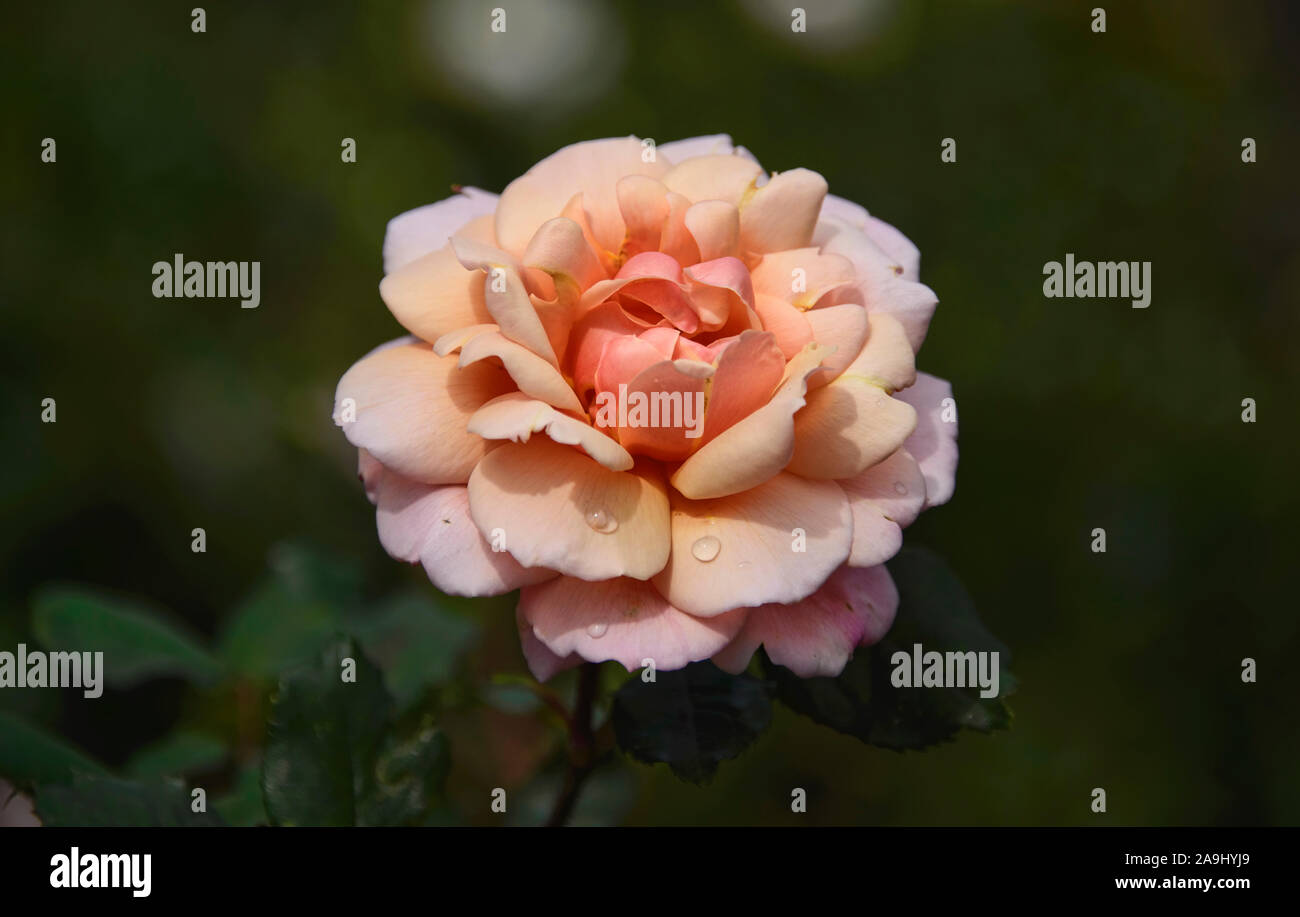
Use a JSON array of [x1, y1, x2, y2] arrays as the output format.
[[334, 135, 957, 680]]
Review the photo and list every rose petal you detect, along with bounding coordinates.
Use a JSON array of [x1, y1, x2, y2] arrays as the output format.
[[333, 339, 512, 484], [451, 236, 559, 366], [382, 187, 498, 273], [652, 472, 852, 617], [750, 247, 856, 310], [683, 256, 755, 332], [684, 200, 740, 262], [670, 343, 828, 499], [818, 218, 938, 352], [838, 448, 927, 567], [663, 154, 764, 206], [523, 217, 606, 305], [495, 136, 670, 257], [357, 448, 384, 505], [802, 303, 870, 388], [817, 193, 870, 231], [841, 312, 917, 393], [739, 168, 828, 254], [616, 175, 672, 257], [602, 358, 713, 462], [700, 329, 785, 443], [519, 575, 746, 673], [712, 564, 898, 678], [468, 392, 633, 471], [786, 375, 917, 480], [439, 325, 585, 415], [864, 216, 921, 282], [467, 440, 671, 581], [752, 293, 814, 359], [379, 244, 493, 343], [895, 372, 958, 507], [376, 476, 555, 596], [659, 134, 742, 164], [516, 607, 582, 682]]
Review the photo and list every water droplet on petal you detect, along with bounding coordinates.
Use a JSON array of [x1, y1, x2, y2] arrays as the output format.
[[586, 621, 608, 638], [691, 535, 721, 562], [737, 561, 752, 571], [585, 508, 618, 533], [893, 481, 907, 495]]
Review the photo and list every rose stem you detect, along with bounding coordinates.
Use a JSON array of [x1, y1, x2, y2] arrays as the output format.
[[545, 662, 600, 827]]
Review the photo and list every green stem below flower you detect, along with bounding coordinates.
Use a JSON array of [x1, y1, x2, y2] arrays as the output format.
[[545, 662, 600, 827]]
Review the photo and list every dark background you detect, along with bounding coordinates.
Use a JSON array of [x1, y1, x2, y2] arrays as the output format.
[[2, 0, 1297, 825]]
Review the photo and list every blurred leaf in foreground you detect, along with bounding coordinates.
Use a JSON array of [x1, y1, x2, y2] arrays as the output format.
[[31, 586, 221, 688], [261, 637, 450, 826]]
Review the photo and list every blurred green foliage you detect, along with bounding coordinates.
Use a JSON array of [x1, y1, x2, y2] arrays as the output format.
[[2, 0, 1298, 824]]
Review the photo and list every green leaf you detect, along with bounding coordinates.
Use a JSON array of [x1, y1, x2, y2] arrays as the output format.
[[266, 540, 364, 608], [217, 541, 362, 679], [214, 760, 269, 826], [767, 546, 1015, 751], [31, 586, 221, 688], [261, 637, 450, 826], [612, 661, 772, 783], [358, 719, 451, 826], [218, 581, 341, 678], [0, 712, 106, 787], [34, 774, 224, 826], [126, 731, 228, 779], [347, 592, 479, 709]]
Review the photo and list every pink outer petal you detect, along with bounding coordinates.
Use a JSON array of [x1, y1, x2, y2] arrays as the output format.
[[519, 576, 747, 674], [839, 448, 927, 568], [817, 218, 937, 353], [895, 372, 959, 507], [382, 187, 498, 274], [712, 564, 899, 678], [659, 134, 744, 164], [864, 216, 921, 282], [817, 193, 870, 230], [516, 607, 583, 682], [358, 449, 384, 505], [376, 475, 555, 597]]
